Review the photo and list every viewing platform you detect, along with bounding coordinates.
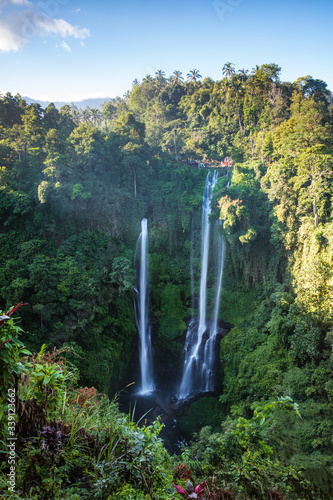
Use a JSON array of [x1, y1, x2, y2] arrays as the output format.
[[183, 157, 233, 173]]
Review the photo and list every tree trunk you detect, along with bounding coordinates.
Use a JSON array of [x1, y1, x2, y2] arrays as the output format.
[[132, 165, 137, 197], [237, 109, 244, 136], [250, 138, 254, 159], [261, 134, 264, 164], [313, 197, 318, 228]]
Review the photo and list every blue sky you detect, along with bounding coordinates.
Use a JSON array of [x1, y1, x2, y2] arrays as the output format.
[[1, 0, 332, 101]]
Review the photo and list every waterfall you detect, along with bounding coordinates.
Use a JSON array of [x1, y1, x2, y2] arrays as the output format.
[[202, 225, 225, 392], [190, 217, 195, 314], [134, 218, 155, 394], [178, 170, 220, 399], [198, 170, 218, 340]]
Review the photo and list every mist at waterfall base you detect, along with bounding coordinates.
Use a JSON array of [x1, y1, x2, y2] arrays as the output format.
[[118, 171, 229, 452]]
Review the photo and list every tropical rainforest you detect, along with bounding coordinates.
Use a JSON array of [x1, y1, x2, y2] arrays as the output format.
[[0, 63, 332, 499]]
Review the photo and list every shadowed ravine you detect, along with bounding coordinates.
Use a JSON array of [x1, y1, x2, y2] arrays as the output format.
[[122, 171, 230, 451]]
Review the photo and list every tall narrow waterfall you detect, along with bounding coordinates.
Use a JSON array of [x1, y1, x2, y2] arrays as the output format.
[[202, 226, 225, 392], [178, 170, 221, 399], [134, 218, 155, 394], [190, 217, 195, 314]]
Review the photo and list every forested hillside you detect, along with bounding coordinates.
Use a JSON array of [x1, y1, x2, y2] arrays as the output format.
[[1, 63, 332, 498]]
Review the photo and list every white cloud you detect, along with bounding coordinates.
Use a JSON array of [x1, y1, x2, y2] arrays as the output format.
[[56, 40, 71, 52], [0, 0, 32, 6], [0, 1, 90, 53], [38, 17, 89, 39], [0, 20, 24, 52]]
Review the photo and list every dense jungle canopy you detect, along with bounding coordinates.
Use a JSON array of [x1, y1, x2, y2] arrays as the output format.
[[0, 63, 333, 498]]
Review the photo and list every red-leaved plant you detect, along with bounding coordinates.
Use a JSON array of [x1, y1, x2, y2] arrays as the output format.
[[174, 480, 206, 499], [0, 302, 28, 348]]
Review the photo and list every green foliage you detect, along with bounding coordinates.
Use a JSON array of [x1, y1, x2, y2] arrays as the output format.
[[156, 283, 186, 371], [177, 397, 225, 439], [181, 398, 323, 499], [0, 315, 30, 398], [0, 337, 174, 499], [11, 404, 172, 499], [0, 308, 32, 445], [1, 67, 333, 498], [20, 344, 78, 420]]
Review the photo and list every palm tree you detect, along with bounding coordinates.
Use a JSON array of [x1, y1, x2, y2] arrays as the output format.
[[154, 69, 166, 90], [186, 69, 202, 84], [251, 65, 260, 75], [142, 74, 153, 83], [90, 108, 101, 127], [70, 104, 80, 124], [237, 68, 249, 81], [222, 62, 235, 80], [123, 91, 130, 102], [155, 69, 166, 82], [81, 107, 91, 124], [132, 78, 140, 87], [101, 101, 116, 128], [170, 70, 184, 85]]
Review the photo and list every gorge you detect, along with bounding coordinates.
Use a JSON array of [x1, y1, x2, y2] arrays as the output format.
[[1, 66, 333, 497], [133, 170, 226, 403]]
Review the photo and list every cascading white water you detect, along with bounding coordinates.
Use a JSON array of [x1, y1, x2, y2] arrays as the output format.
[[202, 225, 225, 392], [190, 217, 195, 314], [198, 170, 218, 339], [178, 170, 219, 398], [134, 218, 155, 394]]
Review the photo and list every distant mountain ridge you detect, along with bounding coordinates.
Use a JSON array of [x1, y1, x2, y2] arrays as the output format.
[[23, 96, 113, 109]]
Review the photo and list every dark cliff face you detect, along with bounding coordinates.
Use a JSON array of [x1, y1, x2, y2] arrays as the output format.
[[116, 313, 233, 454], [120, 313, 233, 402]]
